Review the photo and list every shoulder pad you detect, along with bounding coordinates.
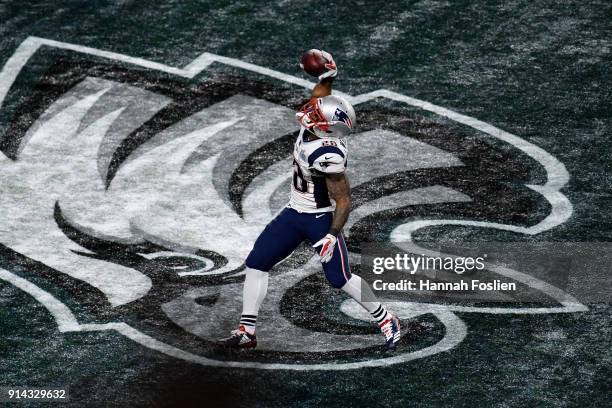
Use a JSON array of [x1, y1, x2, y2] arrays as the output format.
[[308, 141, 347, 174]]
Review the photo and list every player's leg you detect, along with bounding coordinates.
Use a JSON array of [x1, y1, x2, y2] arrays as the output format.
[[218, 208, 304, 348], [241, 208, 305, 332], [327, 234, 401, 350], [324, 233, 394, 318], [304, 213, 401, 350]]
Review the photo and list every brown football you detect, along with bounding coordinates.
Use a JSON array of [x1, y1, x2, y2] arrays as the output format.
[[300, 49, 327, 77]]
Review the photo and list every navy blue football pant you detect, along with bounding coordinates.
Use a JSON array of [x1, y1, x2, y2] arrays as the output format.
[[245, 207, 352, 288]]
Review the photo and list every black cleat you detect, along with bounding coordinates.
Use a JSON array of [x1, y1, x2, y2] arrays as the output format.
[[217, 325, 257, 349]]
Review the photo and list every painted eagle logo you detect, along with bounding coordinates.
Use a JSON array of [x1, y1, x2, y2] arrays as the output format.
[[0, 37, 586, 370]]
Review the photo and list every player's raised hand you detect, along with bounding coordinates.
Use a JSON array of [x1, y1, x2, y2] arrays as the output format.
[[318, 50, 337, 81], [300, 49, 338, 81], [313, 233, 337, 263]]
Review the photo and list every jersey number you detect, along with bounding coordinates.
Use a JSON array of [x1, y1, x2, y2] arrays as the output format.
[[293, 159, 308, 193]]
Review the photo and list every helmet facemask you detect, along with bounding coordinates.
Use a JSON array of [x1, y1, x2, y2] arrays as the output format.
[[297, 98, 331, 137]]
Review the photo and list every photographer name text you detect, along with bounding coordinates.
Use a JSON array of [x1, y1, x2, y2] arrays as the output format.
[[372, 279, 516, 291]]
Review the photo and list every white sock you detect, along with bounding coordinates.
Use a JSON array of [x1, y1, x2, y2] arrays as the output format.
[[341, 274, 391, 324], [240, 267, 269, 334]]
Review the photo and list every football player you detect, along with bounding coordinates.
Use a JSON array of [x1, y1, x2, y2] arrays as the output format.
[[218, 50, 400, 350]]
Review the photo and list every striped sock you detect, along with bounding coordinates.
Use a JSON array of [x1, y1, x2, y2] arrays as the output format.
[[371, 304, 390, 325], [240, 314, 257, 334]]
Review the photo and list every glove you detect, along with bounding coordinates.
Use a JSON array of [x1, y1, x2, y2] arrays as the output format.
[[318, 50, 338, 81], [313, 233, 337, 263]]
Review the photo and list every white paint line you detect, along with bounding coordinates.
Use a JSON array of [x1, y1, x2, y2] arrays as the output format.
[[30, 37, 188, 76], [0, 37, 42, 113], [0, 268, 80, 332]]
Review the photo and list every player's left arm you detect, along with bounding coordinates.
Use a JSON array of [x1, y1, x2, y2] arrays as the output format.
[[326, 173, 351, 236], [312, 172, 351, 263]]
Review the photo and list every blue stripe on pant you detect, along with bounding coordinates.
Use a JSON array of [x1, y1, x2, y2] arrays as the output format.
[[245, 207, 352, 288]]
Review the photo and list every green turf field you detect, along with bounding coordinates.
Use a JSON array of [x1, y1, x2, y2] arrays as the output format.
[[0, 1, 610, 407]]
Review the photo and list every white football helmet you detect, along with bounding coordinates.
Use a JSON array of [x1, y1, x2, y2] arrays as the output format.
[[296, 95, 356, 138]]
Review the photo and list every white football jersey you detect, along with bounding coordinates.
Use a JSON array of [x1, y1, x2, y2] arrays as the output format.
[[288, 128, 348, 213]]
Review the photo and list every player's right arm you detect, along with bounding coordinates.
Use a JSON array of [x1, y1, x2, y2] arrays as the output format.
[[311, 50, 337, 98], [311, 77, 333, 98]]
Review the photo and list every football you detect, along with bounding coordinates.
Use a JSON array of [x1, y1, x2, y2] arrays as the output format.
[[300, 49, 327, 77]]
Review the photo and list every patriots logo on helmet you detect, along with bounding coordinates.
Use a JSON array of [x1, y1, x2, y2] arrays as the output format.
[[333, 107, 353, 129]]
